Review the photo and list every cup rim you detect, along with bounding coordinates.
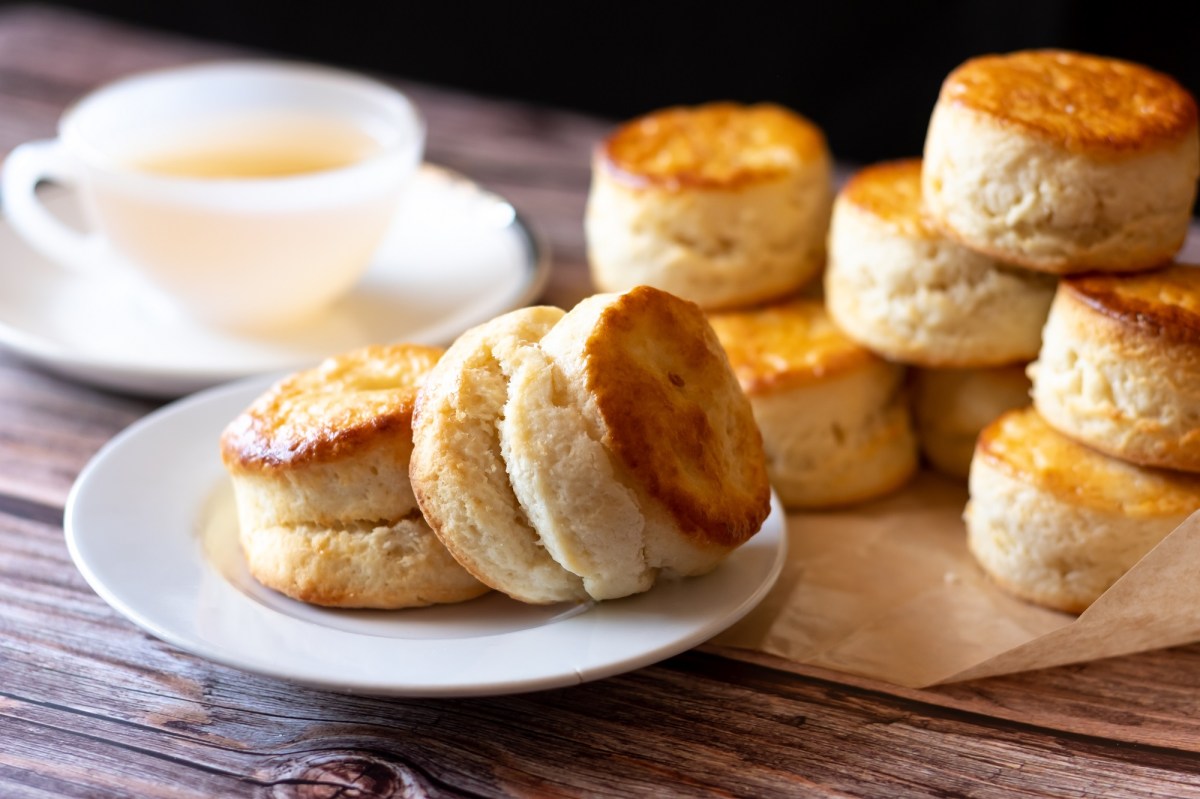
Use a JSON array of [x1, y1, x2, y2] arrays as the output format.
[[57, 58, 425, 194]]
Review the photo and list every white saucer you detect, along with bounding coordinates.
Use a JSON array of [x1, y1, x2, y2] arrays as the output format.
[[63, 377, 787, 697], [0, 164, 548, 397]]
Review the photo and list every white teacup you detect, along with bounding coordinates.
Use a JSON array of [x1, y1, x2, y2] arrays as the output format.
[[1, 60, 424, 331]]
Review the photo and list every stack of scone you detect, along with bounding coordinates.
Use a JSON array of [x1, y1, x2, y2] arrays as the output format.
[[226, 50, 1200, 618], [908, 49, 1200, 612], [222, 287, 771, 608], [971, 266, 1200, 613], [587, 102, 921, 509], [825, 157, 1056, 478]]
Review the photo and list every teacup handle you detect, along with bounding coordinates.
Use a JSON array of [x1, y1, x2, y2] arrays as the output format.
[[2, 139, 95, 273]]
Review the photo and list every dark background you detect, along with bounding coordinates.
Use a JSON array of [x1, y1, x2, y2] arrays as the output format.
[[16, 0, 1200, 166]]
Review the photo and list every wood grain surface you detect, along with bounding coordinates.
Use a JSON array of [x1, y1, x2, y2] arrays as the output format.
[[2, 5, 1200, 797]]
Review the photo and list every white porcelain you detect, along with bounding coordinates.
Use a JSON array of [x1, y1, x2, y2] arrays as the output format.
[[0, 164, 547, 397], [64, 376, 786, 697], [1, 60, 424, 330]]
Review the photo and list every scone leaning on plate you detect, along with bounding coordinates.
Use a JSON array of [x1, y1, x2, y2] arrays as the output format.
[[825, 158, 1056, 366], [966, 407, 1200, 613], [410, 286, 772, 603], [586, 102, 833, 309], [219, 344, 489, 609], [1031, 264, 1200, 473], [708, 297, 917, 509], [923, 49, 1199, 274], [911, 365, 1032, 479]]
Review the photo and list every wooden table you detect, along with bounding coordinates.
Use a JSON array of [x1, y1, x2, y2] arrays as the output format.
[[2, 6, 1199, 797]]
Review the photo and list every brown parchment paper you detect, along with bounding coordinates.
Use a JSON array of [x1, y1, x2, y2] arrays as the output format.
[[710, 471, 1200, 688]]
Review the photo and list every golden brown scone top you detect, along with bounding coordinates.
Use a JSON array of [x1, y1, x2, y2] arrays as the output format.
[[707, 297, 880, 394], [977, 407, 1200, 517], [1065, 263, 1200, 345], [838, 158, 932, 239], [582, 286, 770, 546], [940, 49, 1199, 153], [221, 343, 442, 469], [598, 102, 828, 190]]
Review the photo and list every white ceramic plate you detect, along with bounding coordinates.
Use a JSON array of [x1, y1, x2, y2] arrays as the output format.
[[64, 377, 787, 697], [0, 164, 548, 397]]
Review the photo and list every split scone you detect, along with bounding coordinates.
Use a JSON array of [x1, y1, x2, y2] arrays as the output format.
[[585, 102, 833, 309], [923, 49, 1199, 274], [1031, 264, 1200, 473], [708, 297, 917, 509], [410, 286, 771, 604], [966, 407, 1200, 613], [219, 344, 489, 609], [406, 306, 587, 605], [825, 158, 1056, 366], [911, 364, 1032, 479]]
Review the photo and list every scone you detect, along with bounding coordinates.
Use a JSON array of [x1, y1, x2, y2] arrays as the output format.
[[707, 297, 917, 509], [911, 364, 1032, 479], [966, 407, 1200, 613], [1031, 264, 1200, 473], [219, 344, 488, 609], [923, 49, 1199, 274], [585, 102, 833, 309], [825, 159, 1056, 366], [411, 287, 772, 603]]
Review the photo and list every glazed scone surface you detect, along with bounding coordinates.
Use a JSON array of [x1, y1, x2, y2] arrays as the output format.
[[832, 158, 929, 238], [826, 158, 1056, 365], [222, 343, 439, 470], [938, 49, 1197, 153], [976, 408, 1200, 519], [1031, 264, 1200, 472], [1067, 263, 1200, 343], [220, 344, 435, 530], [706, 296, 875, 394], [601, 102, 829, 189]]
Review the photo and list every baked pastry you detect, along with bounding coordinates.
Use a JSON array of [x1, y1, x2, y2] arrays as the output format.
[[1031, 263, 1200, 473], [219, 344, 488, 609], [825, 158, 1056, 366], [585, 102, 833, 309], [966, 407, 1200, 613], [410, 286, 771, 603], [911, 364, 1032, 478], [708, 297, 917, 508], [923, 49, 1199, 274]]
